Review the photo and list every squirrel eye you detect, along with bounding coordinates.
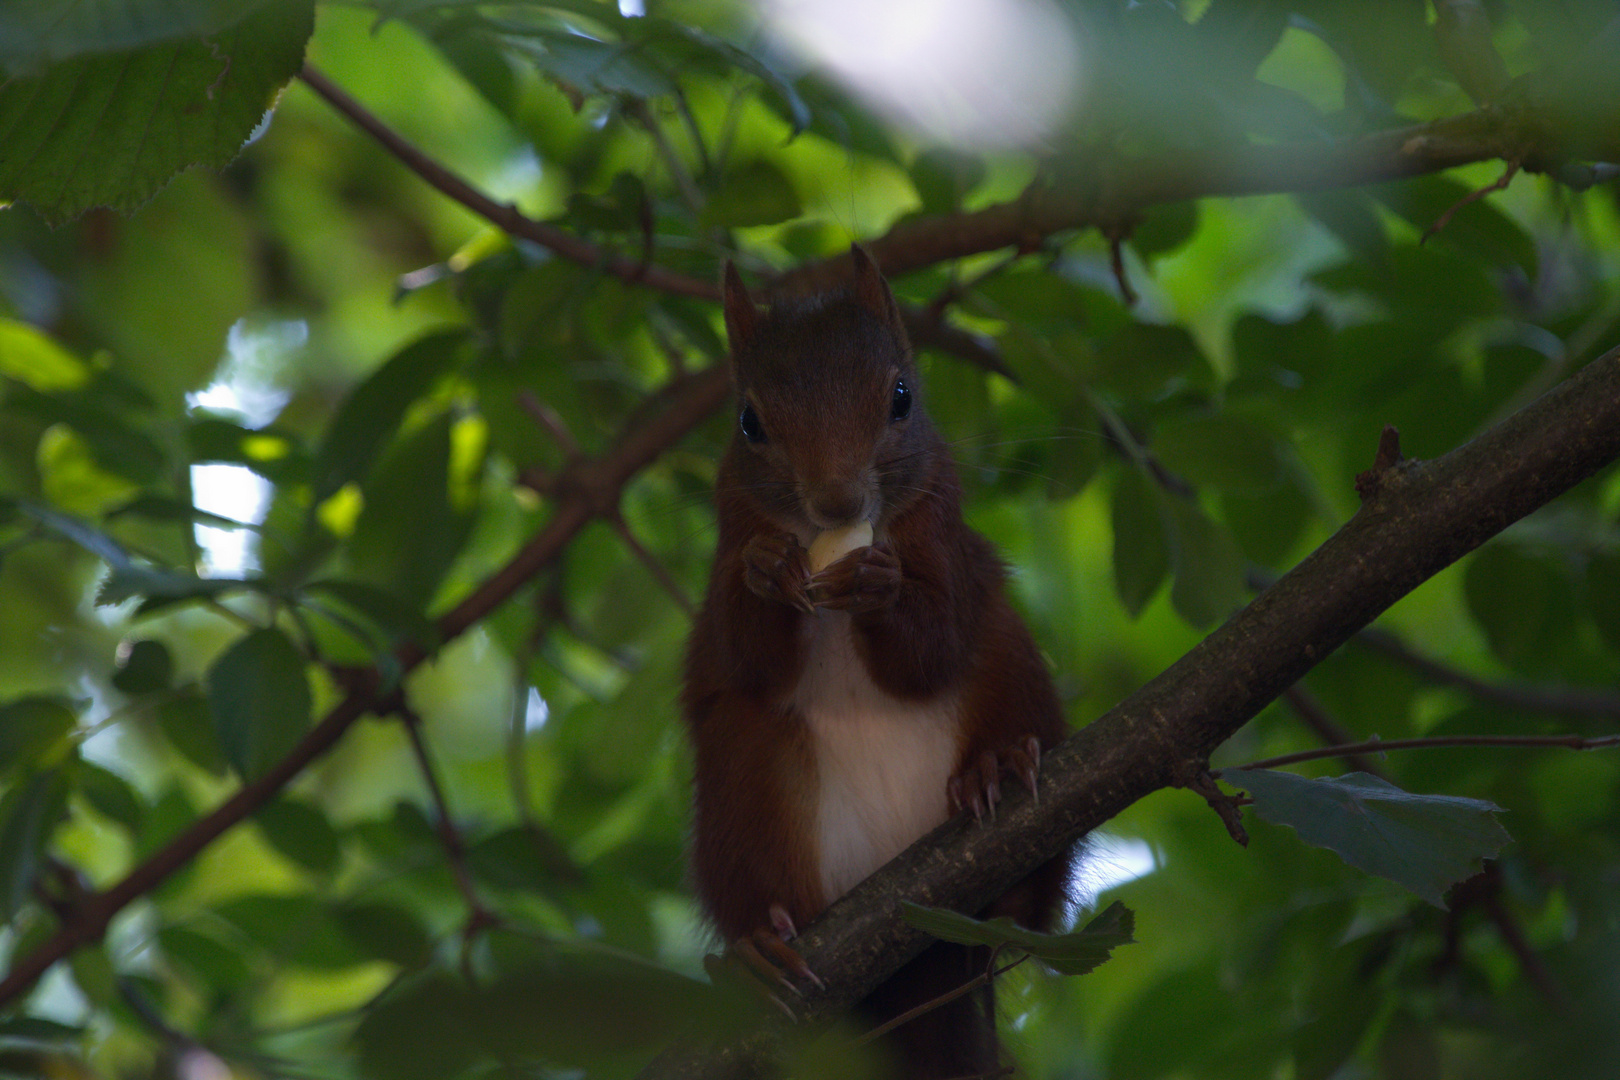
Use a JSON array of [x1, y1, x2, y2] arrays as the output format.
[[889, 379, 912, 421], [739, 403, 767, 444]]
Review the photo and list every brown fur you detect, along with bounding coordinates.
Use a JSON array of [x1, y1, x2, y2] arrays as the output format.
[[682, 248, 1073, 1078]]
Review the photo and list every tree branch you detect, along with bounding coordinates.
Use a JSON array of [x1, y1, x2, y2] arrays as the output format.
[[643, 346, 1620, 1079], [0, 365, 730, 1009]]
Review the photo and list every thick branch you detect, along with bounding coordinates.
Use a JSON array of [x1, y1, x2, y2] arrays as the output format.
[[645, 347, 1620, 1079], [0, 366, 730, 1009]]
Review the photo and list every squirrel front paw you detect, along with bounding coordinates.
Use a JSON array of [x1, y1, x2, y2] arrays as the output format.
[[743, 531, 815, 613], [947, 736, 1043, 822], [808, 544, 901, 612]]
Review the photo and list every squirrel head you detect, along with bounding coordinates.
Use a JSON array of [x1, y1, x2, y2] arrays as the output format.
[[721, 246, 939, 535]]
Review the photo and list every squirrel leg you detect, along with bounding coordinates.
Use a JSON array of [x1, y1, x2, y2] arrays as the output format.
[[742, 531, 816, 613]]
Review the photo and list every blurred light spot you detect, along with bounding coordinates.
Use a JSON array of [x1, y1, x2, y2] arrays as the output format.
[[185, 319, 303, 576], [525, 686, 550, 731], [619, 0, 645, 15], [1073, 832, 1156, 907], [760, 0, 1083, 149]]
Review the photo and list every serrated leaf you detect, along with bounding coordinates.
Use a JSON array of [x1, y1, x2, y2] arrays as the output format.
[[1225, 769, 1513, 907], [901, 900, 1135, 975], [312, 329, 468, 502], [205, 627, 312, 779], [0, 1, 314, 224], [505, 30, 674, 99], [1111, 467, 1170, 617], [96, 565, 250, 608], [0, 0, 273, 67]]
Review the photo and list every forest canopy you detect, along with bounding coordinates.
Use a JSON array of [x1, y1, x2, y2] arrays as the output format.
[[2, 2, 1620, 1079]]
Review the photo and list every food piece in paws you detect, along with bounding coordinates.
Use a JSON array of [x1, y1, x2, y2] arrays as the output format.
[[807, 520, 873, 573]]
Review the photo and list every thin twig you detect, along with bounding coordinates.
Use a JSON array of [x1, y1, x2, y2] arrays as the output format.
[[296, 64, 716, 300], [1354, 627, 1620, 719], [395, 702, 495, 933], [854, 952, 1030, 1046], [1229, 732, 1620, 773], [610, 514, 696, 617], [1421, 161, 1522, 244], [1281, 685, 1388, 776]]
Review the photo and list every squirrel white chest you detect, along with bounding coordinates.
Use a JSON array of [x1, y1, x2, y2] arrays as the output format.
[[792, 611, 960, 906]]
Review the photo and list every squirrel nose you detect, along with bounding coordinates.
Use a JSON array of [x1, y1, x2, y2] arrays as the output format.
[[804, 484, 869, 528]]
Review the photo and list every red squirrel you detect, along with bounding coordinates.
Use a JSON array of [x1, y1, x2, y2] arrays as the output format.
[[681, 247, 1073, 1078]]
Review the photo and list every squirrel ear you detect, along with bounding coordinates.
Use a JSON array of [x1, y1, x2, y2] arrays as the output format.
[[848, 244, 906, 341], [722, 261, 758, 352]]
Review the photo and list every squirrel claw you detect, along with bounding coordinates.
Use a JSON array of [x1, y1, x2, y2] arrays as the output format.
[[949, 739, 1044, 822], [733, 918, 824, 993]]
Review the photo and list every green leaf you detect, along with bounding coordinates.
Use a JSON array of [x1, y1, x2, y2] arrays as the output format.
[[312, 329, 468, 502], [347, 411, 479, 602], [505, 30, 675, 99], [0, 0, 273, 68], [701, 160, 803, 229], [76, 761, 145, 832], [1111, 467, 1170, 617], [205, 627, 312, 779], [302, 579, 442, 652], [111, 639, 174, 693], [0, 698, 77, 777], [215, 893, 368, 969], [157, 693, 227, 775], [1165, 499, 1247, 629], [0, 317, 91, 391], [332, 901, 434, 968], [254, 797, 341, 875], [1153, 413, 1281, 493], [1590, 551, 1620, 654], [0, 768, 70, 921], [1131, 201, 1199, 260], [97, 565, 250, 609], [1225, 769, 1513, 907], [1463, 542, 1566, 668], [156, 925, 253, 990], [0, 1, 314, 224], [901, 900, 1136, 976]]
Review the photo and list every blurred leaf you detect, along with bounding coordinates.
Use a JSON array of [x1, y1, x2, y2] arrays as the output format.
[[0, 0, 273, 67], [1153, 412, 1281, 493], [0, 768, 70, 921], [901, 900, 1135, 976], [255, 797, 342, 875], [332, 901, 434, 968], [1130, 201, 1199, 261], [111, 639, 174, 694], [0, 318, 90, 391], [347, 411, 480, 601], [465, 825, 581, 892], [1226, 769, 1512, 907], [1463, 542, 1566, 669], [156, 925, 253, 990], [76, 762, 144, 832], [1166, 499, 1247, 629], [303, 578, 442, 652], [701, 160, 802, 229], [1586, 551, 1620, 654], [0, 698, 77, 777], [506, 29, 674, 99], [1111, 467, 1170, 617], [312, 329, 469, 502], [205, 627, 312, 779], [0, 1, 315, 224], [354, 969, 479, 1080], [156, 693, 227, 775], [216, 893, 368, 969], [68, 944, 116, 1007], [1371, 176, 1537, 276]]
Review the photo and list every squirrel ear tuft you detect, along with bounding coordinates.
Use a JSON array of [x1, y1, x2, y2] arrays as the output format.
[[849, 244, 907, 341], [722, 261, 758, 351]]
